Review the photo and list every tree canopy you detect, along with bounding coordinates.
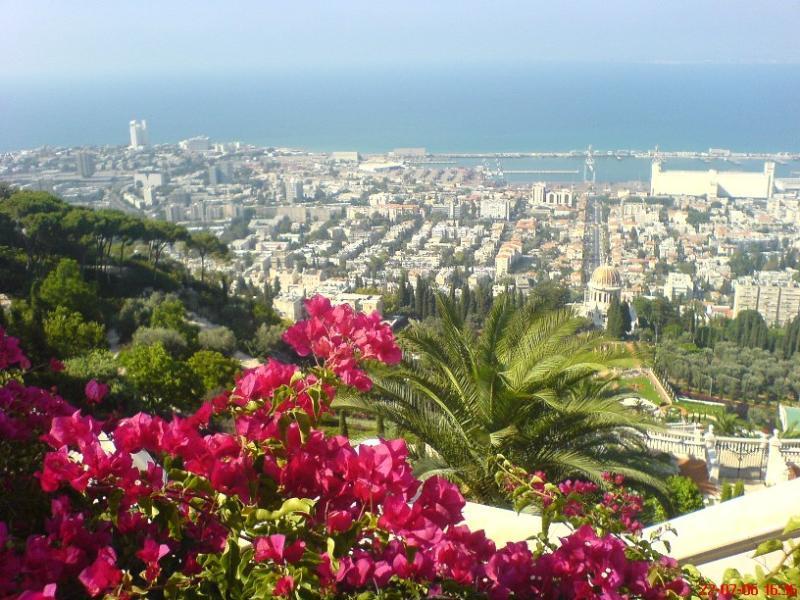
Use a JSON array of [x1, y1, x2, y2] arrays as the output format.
[[336, 294, 670, 504]]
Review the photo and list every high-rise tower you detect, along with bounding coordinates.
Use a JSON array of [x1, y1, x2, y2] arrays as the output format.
[[76, 151, 95, 178], [129, 120, 150, 149]]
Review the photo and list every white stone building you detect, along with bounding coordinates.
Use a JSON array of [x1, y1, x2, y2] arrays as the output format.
[[581, 264, 623, 328], [664, 272, 694, 300], [651, 161, 775, 199]]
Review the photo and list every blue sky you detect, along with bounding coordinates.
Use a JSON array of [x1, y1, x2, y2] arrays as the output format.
[[2, 0, 799, 79]]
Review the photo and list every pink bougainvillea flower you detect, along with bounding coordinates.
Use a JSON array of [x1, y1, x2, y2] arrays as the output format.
[[84, 379, 109, 404], [273, 575, 295, 597], [282, 295, 402, 393], [284, 539, 306, 564], [254, 534, 286, 563], [254, 534, 304, 564], [17, 584, 58, 600], [233, 359, 297, 405], [44, 410, 103, 451], [39, 446, 91, 492], [417, 476, 466, 528], [48, 358, 65, 373], [78, 546, 122, 597], [0, 327, 31, 370], [136, 537, 170, 582], [112, 412, 165, 454], [325, 509, 354, 534]]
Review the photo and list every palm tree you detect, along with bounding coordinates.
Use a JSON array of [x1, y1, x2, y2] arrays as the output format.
[[780, 426, 800, 439], [335, 294, 670, 504], [713, 411, 747, 436]]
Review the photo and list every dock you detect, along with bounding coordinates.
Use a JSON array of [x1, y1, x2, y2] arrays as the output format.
[[505, 169, 580, 175]]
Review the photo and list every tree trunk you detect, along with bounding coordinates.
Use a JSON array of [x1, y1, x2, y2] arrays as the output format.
[[376, 415, 385, 437]]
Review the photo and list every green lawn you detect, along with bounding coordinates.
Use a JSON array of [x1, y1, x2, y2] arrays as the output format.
[[610, 357, 643, 369], [319, 413, 380, 442], [617, 375, 664, 405], [674, 399, 726, 418]]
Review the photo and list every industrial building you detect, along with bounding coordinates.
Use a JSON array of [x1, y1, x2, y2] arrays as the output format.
[[650, 161, 774, 199]]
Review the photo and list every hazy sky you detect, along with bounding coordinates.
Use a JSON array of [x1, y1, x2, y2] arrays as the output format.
[[2, 0, 799, 79]]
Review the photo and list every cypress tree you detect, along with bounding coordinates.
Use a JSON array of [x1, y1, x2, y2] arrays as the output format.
[[414, 277, 425, 318], [606, 297, 625, 339], [398, 270, 409, 308], [621, 301, 632, 336], [426, 288, 436, 319], [462, 283, 472, 319]]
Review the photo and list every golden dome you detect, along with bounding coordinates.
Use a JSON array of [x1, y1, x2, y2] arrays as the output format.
[[589, 265, 622, 289]]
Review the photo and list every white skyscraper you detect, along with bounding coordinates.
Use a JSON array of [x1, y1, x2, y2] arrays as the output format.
[[531, 182, 546, 204], [286, 178, 304, 203], [129, 120, 150, 149]]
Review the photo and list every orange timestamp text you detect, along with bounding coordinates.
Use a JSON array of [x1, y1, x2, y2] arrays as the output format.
[[699, 582, 798, 597]]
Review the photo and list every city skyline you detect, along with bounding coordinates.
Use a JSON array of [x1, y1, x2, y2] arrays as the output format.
[[4, 3, 800, 597]]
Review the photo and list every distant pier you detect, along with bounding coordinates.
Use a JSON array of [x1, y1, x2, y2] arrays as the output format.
[[431, 150, 800, 161], [504, 169, 580, 175]]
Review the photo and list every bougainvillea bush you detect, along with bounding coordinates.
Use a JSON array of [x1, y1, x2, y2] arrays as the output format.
[[0, 295, 701, 599]]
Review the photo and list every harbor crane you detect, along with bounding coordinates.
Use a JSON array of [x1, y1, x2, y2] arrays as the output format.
[[583, 145, 596, 185]]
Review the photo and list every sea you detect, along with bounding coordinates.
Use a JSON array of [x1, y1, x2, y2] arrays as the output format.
[[1, 63, 799, 183]]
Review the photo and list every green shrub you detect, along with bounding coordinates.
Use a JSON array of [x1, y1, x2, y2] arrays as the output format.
[[64, 349, 119, 381], [151, 297, 199, 347], [733, 480, 745, 498], [187, 350, 240, 395], [116, 297, 152, 342], [198, 326, 237, 356], [131, 326, 188, 357], [59, 349, 132, 411], [119, 342, 200, 413], [249, 322, 287, 356], [720, 482, 733, 501], [665, 475, 704, 516], [38, 258, 98, 319], [42, 306, 106, 358]]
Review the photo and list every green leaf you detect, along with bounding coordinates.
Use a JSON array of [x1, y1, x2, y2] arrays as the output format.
[[720, 566, 741, 581], [225, 538, 240, 593], [682, 564, 701, 578], [784, 516, 800, 536], [252, 497, 315, 523], [327, 536, 340, 572], [295, 411, 312, 440], [237, 547, 254, 581], [753, 539, 784, 557]]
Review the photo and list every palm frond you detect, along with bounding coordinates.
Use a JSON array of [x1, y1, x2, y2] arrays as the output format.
[[349, 298, 669, 503]]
